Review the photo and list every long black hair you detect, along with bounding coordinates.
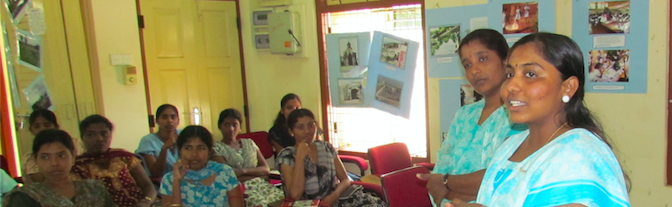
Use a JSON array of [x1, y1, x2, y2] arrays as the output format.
[[510, 32, 630, 191], [286, 108, 316, 129], [29, 109, 59, 128], [218, 108, 243, 127], [156, 104, 178, 120], [177, 125, 214, 151], [273, 93, 301, 127], [458, 28, 509, 61], [33, 129, 75, 156], [79, 115, 114, 137]]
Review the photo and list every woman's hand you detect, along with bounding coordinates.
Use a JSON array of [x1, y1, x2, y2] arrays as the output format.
[[417, 173, 449, 205], [173, 159, 189, 181], [296, 141, 310, 159], [163, 131, 177, 149], [320, 193, 339, 207]]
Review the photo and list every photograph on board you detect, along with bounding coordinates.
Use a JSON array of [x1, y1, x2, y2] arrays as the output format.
[[589, 1, 630, 34], [460, 84, 483, 106], [17, 29, 41, 72], [5, 0, 31, 24], [502, 2, 539, 34], [375, 75, 403, 108], [23, 76, 53, 110], [380, 37, 409, 68], [338, 78, 364, 104], [429, 25, 461, 57], [339, 37, 360, 73], [588, 49, 629, 82]]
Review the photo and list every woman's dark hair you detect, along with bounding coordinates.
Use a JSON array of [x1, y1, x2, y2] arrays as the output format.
[[287, 108, 315, 129], [273, 93, 301, 126], [510, 32, 630, 191], [457, 29, 509, 61], [32, 129, 75, 156], [29, 109, 59, 128], [217, 108, 243, 126], [156, 104, 178, 119], [177, 125, 214, 150], [79, 114, 114, 137]]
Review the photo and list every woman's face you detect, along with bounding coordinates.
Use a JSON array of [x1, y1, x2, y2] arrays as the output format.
[[30, 116, 57, 136], [180, 137, 210, 170], [290, 116, 317, 144], [459, 40, 507, 97], [81, 123, 112, 154], [501, 43, 568, 124], [281, 99, 301, 120], [219, 117, 240, 140], [157, 108, 179, 131], [35, 142, 74, 180]]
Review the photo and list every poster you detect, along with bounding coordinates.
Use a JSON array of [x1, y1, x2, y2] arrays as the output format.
[[23, 75, 54, 110], [4, 0, 31, 25], [366, 31, 420, 118], [573, 0, 647, 93], [17, 29, 42, 72], [438, 79, 471, 139], [326, 32, 371, 107], [425, 1, 555, 78], [429, 25, 460, 57]]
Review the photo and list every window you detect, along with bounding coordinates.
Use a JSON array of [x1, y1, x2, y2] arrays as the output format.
[[318, 4, 428, 159]]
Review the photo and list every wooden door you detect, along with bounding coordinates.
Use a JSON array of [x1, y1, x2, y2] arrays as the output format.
[[0, 0, 80, 172], [139, 0, 245, 140]]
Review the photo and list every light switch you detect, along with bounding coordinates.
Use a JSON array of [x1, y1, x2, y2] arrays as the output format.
[[109, 54, 134, 66]]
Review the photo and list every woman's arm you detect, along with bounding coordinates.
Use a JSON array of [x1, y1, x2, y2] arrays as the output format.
[[280, 160, 305, 200], [143, 147, 169, 178], [320, 157, 351, 205], [227, 185, 245, 207], [129, 165, 157, 205], [270, 140, 285, 154], [445, 169, 485, 196], [237, 149, 271, 177]]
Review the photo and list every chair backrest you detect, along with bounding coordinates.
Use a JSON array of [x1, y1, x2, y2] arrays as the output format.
[[367, 142, 412, 175], [0, 155, 10, 175], [237, 131, 273, 159], [380, 166, 432, 207]]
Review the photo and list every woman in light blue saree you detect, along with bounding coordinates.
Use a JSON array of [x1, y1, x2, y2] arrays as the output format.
[[418, 29, 525, 207], [447, 33, 630, 207]]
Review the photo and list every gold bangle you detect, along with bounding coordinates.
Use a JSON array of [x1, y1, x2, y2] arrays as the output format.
[[144, 196, 153, 202], [169, 204, 182, 207]]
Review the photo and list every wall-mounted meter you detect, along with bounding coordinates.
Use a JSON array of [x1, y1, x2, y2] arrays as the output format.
[[268, 11, 301, 55]]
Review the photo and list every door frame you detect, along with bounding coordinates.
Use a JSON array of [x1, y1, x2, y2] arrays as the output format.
[[135, 0, 251, 133]]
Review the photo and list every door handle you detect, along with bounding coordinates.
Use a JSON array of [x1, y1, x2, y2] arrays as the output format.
[[191, 107, 201, 125]]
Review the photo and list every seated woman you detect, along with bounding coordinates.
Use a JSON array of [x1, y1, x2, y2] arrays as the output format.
[[268, 93, 302, 153], [449, 33, 630, 207], [212, 108, 284, 206], [71, 115, 157, 207], [276, 109, 386, 207], [160, 125, 244, 207], [22, 109, 85, 184], [418, 29, 525, 206], [136, 104, 181, 178], [3, 129, 115, 207]]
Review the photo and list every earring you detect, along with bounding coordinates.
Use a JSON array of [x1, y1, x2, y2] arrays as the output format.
[[562, 95, 570, 103]]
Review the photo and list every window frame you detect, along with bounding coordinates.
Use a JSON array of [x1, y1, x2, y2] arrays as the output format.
[[315, 0, 430, 162]]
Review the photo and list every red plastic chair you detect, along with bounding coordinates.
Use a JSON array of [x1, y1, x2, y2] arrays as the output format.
[[238, 131, 282, 186], [367, 143, 434, 175], [380, 166, 432, 207]]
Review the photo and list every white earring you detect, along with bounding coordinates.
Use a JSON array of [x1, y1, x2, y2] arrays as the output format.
[[562, 95, 570, 103]]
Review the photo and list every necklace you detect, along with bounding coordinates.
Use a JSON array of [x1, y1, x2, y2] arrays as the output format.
[[519, 123, 568, 173]]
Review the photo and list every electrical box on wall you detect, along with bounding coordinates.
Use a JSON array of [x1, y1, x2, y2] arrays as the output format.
[[268, 11, 301, 55]]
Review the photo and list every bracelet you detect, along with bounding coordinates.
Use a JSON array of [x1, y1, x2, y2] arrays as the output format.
[[169, 204, 182, 207], [143, 196, 153, 202], [442, 173, 452, 191]]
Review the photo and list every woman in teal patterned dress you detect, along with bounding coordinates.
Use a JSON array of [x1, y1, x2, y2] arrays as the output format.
[[160, 125, 244, 207], [212, 108, 284, 206], [418, 29, 526, 206], [3, 129, 115, 207]]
